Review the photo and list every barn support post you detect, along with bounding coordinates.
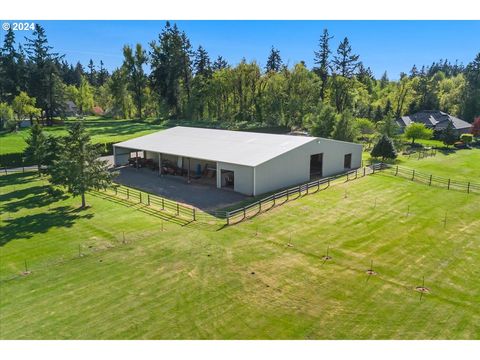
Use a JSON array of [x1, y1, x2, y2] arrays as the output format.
[[158, 153, 162, 176], [135, 151, 138, 169]]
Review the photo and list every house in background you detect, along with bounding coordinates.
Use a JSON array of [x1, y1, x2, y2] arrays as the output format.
[[396, 110, 472, 136]]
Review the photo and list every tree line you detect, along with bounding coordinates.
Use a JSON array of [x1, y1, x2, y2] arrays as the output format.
[[1, 22, 479, 141]]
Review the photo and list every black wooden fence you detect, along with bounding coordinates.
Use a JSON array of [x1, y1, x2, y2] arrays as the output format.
[[382, 164, 480, 194]]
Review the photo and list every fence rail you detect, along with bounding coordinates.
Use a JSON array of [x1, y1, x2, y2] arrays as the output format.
[[381, 164, 480, 194]]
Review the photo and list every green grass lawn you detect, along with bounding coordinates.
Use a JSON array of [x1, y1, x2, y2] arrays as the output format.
[[1, 169, 479, 339], [0, 117, 166, 155], [363, 147, 480, 182]]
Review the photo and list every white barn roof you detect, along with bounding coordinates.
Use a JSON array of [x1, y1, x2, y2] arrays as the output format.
[[114, 126, 317, 167]]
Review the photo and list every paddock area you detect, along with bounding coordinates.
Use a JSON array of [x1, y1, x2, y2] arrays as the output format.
[[113, 166, 247, 211]]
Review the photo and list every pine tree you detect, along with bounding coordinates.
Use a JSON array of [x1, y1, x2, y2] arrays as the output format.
[[332, 37, 359, 78], [194, 46, 212, 77], [265, 46, 282, 73], [24, 24, 63, 124], [97, 60, 109, 86], [370, 134, 397, 160], [212, 56, 228, 71], [0, 28, 20, 102], [440, 121, 457, 147], [87, 59, 96, 86], [49, 121, 115, 208], [313, 28, 333, 99], [380, 71, 389, 89], [24, 123, 48, 173]]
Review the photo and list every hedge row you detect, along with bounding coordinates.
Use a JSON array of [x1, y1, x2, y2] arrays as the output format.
[[0, 141, 116, 168]]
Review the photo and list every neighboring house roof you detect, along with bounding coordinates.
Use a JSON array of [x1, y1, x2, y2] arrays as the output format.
[[397, 110, 472, 131], [114, 126, 332, 167]]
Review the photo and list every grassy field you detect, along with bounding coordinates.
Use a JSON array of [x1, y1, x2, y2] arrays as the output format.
[[1, 169, 479, 339], [0, 117, 166, 155]]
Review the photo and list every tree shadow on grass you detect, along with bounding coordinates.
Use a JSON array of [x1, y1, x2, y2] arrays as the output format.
[[1, 191, 68, 213], [0, 172, 39, 188], [0, 185, 49, 204], [0, 206, 93, 246]]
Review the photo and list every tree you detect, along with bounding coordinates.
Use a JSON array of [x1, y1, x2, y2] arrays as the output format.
[[460, 133, 473, 147], [123, 44, 148, 119], [194, 46, 212, 77], [87, 59, 96, 86], [471, 116, 480, 137], [0, 102, 15, 130], [12, 91, 41, 129], [97, 60, 109, 86], [332, 37, 359, 78], [462, 53, 480, 122], [49, 121, 115, 208], [304, 103, 337, 138], [212, 56, 228, 71], [332, 111, 357, 142], [108, 68, 133, 118], [150, 22, 193, 118], [0, 28, 20, 102], [76, 76, 94, 115], [440, 121, 457, 147], [404, 123, 433, 145], [265, 46, 282, 73], [313, 28, 333, 100], [354, 118, 376, 136], [24, 24, 63, 124], [371, 134, 397, 160], [23, 123, 48, 173]]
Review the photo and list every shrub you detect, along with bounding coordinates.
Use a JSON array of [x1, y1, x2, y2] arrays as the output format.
[[371, 134, 397, 160], [460, 133, 473, 146]]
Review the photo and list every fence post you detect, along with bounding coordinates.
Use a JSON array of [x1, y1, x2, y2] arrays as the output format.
[[243, 207, 246, 220], [273, 194, 276, 206], [412, 170, 415, 181], [115, 187, 117, 196], [259, 200, 262, 211], [317, 180, 320, 191], [127, 188, 129, 199], [4, 167, 7, 175], [429, 174, 432, 186], [395, 166, 398, 176], [372, 165, 375, 174], [298, 185, 301, 196], [328, 178, 330, 187], [355, 169, 358, 179], [147, 194, 150, 206], [176, 203, 179, 215], [139, 192, 142, 203], [467, 182, 470, 194], [162, 198, 164, 210], [447, 179, 451, 190], [193, 208, 196, 221], [23, 166, 25, 173], [226, 212, 230, 225], [286, 191, 289, 201]]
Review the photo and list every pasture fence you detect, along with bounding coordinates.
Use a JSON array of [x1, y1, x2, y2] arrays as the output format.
[[380, 163, 480, 194]]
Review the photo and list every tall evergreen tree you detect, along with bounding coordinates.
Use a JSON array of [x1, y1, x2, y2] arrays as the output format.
[[332, 37, 360, 78], [313, 28, 333, 100], [87, 59, 96, 86], [97, 60, 109, 86], [212, 55, 229, 71], [123, 44, 148, 119], [265, 46, 282, 73], [332, 111, 356, 141], [370, 134, 397, 160], [0, 28, 20, 102], [24, 24, 63, 124], [24, 123, 48, 173], [194, 46, 212, 77], [150, 22, 193, 118], [462, 53, 480, 122], [49, 121, 115, 208]]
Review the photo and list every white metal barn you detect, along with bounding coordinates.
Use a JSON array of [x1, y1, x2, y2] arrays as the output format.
[[113, 126, 362, 196]]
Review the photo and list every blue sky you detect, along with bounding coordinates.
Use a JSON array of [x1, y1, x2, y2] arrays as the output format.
[[2, 20, 479, 79]]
